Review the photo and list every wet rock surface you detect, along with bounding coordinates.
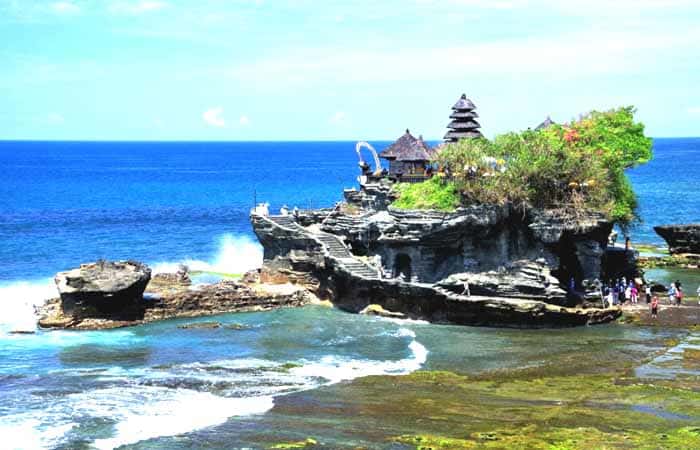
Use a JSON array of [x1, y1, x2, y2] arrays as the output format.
[[654, 224, 700, 254], [251, 184, 625, 327], [54, 260, 151, 318], [38, 265, 312, 330]]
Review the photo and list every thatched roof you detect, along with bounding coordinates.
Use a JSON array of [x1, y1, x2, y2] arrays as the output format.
[[445, 93, 483, 142], [444, 130, 483, 140], [447, 119, 481, 130], [379, 129, 434, 162], [449, 110, 479, 119], [535, 116, 556, 131], [452, 93, 476, 111]]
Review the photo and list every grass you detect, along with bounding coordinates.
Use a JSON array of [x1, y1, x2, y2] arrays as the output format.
[[392, 176, 461, 211]]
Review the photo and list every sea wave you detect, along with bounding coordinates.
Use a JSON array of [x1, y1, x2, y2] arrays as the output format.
[[1, 327, 427, 448], [150, 233, 263, 275], [0, 233, 263, 333], [0, 279, 55, 333]]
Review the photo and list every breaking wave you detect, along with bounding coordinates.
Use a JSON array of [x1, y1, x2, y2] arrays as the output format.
[[150, 233, 263, 275], [1, 327, 426, 449]]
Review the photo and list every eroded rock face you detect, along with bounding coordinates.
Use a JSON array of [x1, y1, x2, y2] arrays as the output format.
[[654, 224, 700, 254], [251, 182, 625, 327], [54, 260, 151, 318], [38, 275, 311, 330]]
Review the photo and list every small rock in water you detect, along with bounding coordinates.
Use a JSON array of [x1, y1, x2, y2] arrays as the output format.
[[359, 304, 406, 318], [178, 321, 222, 329]]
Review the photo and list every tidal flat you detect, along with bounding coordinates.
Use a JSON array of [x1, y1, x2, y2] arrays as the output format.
[[124, 313, 699, 450]]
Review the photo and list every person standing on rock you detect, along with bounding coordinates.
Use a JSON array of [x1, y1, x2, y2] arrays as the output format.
[[668, 284, 676, 305], [645, 285, 652, 304], [605, 290, 614, 308], [630, 285, 638, 304], [462, 280, 471, 297], [651, 295, 659, 319]]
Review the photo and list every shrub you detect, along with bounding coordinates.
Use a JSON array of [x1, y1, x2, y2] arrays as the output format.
[[392, 176, 461, 211], [393, 106, 652, 225]]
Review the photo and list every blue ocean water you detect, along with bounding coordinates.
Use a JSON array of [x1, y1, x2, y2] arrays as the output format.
[[0, 138, 697, 284], [0, 138, 698, 448]]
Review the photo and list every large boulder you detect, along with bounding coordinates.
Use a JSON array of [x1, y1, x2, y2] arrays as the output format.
[[54, 260, 151, 317], [654, 224, 700, 254]]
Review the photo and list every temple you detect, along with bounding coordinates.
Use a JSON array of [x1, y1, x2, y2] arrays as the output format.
[[378, 129, 435, 183], [535, 116, 556, 131], [444, 94, 483, 142]]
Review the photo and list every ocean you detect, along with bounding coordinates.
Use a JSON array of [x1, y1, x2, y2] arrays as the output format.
[[0, 138, 698, 448]]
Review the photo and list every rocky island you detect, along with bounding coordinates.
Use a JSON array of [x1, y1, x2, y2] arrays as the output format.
[[35, 98, 653, 331], [37, 260, 313, 330]]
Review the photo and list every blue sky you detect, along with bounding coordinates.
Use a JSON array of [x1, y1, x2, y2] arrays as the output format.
[[1, 0, 699, 140]]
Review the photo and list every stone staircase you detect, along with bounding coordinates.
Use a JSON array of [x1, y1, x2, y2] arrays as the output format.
[[266, 215, 378, 279], [315, 233, 378, 279], [268, 215, 300, 230], [432, 285, 533, 306]]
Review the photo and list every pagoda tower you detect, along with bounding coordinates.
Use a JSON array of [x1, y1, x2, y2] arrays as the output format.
[[444, 94, 483, 142]]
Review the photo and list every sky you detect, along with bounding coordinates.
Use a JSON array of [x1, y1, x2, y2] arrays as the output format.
[[1, 0, 699, 140]]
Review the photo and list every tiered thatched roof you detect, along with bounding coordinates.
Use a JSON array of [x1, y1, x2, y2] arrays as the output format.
[[380, 129, 435, 162], [444, 94, 483, 142]]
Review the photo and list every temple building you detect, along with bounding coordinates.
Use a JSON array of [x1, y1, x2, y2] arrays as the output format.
[[535, 116, 556, 131], [379, 129, 435, 182], [444, 94, 483, 142]]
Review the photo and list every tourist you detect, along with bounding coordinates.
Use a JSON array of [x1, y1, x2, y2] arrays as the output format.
[[618, 282, 626, 304], [462, 280, 471, 297], [668, 284, 676, 305], [631, 285, 638, 304], [624, 285, 632, 304], [605, 290, 614, 308], [645, 284, 652, 304], [651, 295, 659, 319], [676, 286, 683, 306]]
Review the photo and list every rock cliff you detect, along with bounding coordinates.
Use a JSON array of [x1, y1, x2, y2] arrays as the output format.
[[39, 261, 312, 330], [251, 182, 627, 327], [654, 224, 700, 254]]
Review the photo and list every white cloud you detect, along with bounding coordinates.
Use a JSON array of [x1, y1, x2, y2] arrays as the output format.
[[329, 111, 346, 124], [203, 107, 226, 127], [47, 112, 64, 124], [50, 1, 80, 15], [688, 107, 700, 114], [229, 28, 700, 86], [109, 1, 167, 15], [239, 115, 250, 126]]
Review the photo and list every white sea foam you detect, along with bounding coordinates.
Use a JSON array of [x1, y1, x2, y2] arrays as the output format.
[[290, 328, 428, 384], [151, 233, 263, 275], [2, 308, 426, 449], [0, 278, 55, 333], [86, 387, 274, 450]]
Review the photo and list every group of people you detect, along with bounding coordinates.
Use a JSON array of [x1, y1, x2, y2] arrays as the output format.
[[601, 276, 700, 319], [602, 277, 649, 307]]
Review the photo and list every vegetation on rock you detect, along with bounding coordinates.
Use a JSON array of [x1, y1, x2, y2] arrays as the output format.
[[392, 176, 461, 211], [393, 107, 652, 226]]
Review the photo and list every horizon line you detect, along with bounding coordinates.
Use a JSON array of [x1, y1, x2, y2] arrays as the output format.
[[1, 136, 698, 144]]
